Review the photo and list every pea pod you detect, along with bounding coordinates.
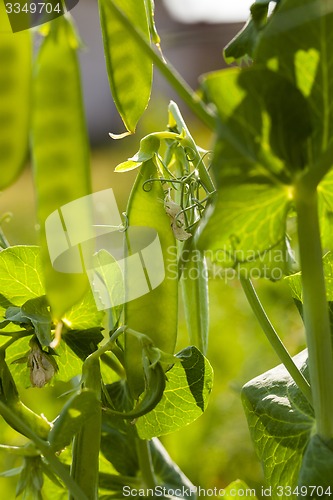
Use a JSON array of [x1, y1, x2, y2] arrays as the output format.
[[98, 0, 152, 133], [124, 160, 178, 398], [32, 16, 91, 320], [0, 350, 51, 440], [0, 3, 31, 189]]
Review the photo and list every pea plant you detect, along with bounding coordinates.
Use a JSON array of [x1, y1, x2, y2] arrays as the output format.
[[1, 0, 333, 499]]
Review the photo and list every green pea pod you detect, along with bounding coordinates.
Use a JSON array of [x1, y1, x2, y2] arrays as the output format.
[[0, 4, 30, 189], [181, 248, 209, 355], [32, 16, 91, 320], [124, 160, 178, 398], [0, 351, 50, 440], [98, 0, 152, 133]]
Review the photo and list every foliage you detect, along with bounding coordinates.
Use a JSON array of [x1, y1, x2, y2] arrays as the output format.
[[1, 0, 333, 499]]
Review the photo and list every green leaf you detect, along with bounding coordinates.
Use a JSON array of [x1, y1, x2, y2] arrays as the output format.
[[298, 434, 333, 495], [5, 296, 52, 346], [20, 296, 52, 346], [242, 350, 315, 500], [49, 389, 99, 451], [62, 288, 105, 331], [101, 415, 139, 476], [198, 67, 294, 277], [98, 0, 152, 133], [150, 438, 196, 496], [136, 346, 213, 439], [0, 246, 44, 319], [0, 3, 31, 189], [318, 169, 333, 250], [255, 0, 333, 164], [62, 328, 104, 361], [224, 0, 275, 63], [286, 252, 333, 302], [0, 466, 23, 477]]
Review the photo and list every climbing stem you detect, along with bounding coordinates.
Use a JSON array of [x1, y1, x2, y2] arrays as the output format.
[[240, 277, 312, 405], [295, 183, 333, 440], [0, 402, 88, 500]]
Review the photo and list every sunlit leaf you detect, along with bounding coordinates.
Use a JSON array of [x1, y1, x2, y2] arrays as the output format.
[[242, 350, 314, 500], [136, 347, 213, 439]]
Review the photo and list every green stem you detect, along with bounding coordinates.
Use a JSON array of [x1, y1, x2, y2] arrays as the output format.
[[295, 183, 333, 439], [0, 402, 88, 500], [107, 0, 216, 130], [240, 277, 312, 405], [70, 328, 127, 499], [302, 138, 333, 189], [136, 439, 156, 491]]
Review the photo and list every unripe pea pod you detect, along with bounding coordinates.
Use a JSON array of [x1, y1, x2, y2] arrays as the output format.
[[32, 15, 91, 320], [124, 160, 178, 398], [0, 3, 31, 189]]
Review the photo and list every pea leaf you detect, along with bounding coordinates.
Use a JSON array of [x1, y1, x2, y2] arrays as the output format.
[[224, 0, 277, 63], [20, 296, 52, 346], [150, 438, 196, 497], [0, 246, 44, 318], [62, 328, 104, 361], [242, 350, 315, 500], [136, 346, 213, 439], [255, 0, 333, 167], [62, 288, 104, 330], [198, 67, 299, 278], [298, 435, 333, 494], [101, 414, 139, 476], [98, 0, 152, 133], [286, 252, 333, 302], [0, 3, 31, 189], [319, 169, 333, 250]]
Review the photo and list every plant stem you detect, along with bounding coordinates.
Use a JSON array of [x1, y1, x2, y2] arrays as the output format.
[[240, 277, 313, 405], [168, 101, 215, 194], [295, 183, 333, 440], [302, 139, 333, 189], [136, 438, 156, 492], [0, 402, 88, 500], [106, 0, 216, 130]]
